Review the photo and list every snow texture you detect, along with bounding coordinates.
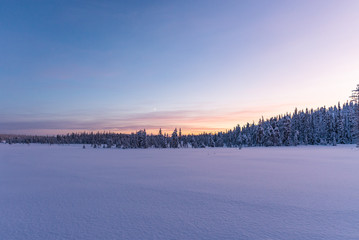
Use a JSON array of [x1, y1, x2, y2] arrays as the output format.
[[1, 144, 359, 240]]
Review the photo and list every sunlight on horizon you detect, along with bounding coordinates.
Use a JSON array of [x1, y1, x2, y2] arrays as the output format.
[[1, 0, 358, 135]]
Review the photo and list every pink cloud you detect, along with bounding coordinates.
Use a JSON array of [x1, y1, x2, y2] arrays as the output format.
[[0, 102, 303, 135]]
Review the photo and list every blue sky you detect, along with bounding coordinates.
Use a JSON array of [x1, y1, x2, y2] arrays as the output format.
[[1, 0, 359, 134]]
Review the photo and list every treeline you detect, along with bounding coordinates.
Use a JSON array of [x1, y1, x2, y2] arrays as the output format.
[[1, 101, 358, 148]]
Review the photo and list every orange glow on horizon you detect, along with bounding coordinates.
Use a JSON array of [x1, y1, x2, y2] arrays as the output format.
[[2, 100, 354, 136]]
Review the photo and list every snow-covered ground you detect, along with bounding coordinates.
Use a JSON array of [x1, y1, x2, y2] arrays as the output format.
[[0, 144, 358, 240]]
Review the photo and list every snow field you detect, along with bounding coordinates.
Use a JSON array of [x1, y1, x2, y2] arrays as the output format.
[[0, 144, 358, 240]]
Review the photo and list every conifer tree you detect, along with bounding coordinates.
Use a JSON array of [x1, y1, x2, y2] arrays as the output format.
[[350, 84, 359, 147], [171, 128, 179, 148]]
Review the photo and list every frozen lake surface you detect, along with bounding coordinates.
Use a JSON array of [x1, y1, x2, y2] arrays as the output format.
[[1, 144, 359, 240]]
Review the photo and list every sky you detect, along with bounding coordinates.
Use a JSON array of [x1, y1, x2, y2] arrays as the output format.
[[1, 0, 359, 135]]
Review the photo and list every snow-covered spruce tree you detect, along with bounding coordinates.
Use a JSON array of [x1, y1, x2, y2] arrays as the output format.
[[190, 135, 198, 148], [236, 131, 243, 149], [257, 120, 265, 146], [273, 124, 281, 146], [263, 123, 274, 147], [293, 130, 299, 146], [215, 132, 224, 147], [208, 134, 215, 147], [336, 103, 345, 144], [179, 128, 183, 147], [158, 128, 167, 148], [171, 128, 179, 148], [350, 84, 359, 147], [291, 108, 300, 144], [136, 129, 148, 148], [300, 110, 309, 145], [283, 116, 291, 146]]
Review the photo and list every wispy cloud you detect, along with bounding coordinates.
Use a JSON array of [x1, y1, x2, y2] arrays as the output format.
[[0, 103, 302, 135]]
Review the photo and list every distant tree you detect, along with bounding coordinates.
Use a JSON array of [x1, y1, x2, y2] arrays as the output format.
[[171, 128, 179, 148], [179, 128, 183, 147], [273, 124, 281, 146], [257, 121, 264, 146], [336, 103, 345, 144], [236, 132, 243, 149], [215, 133, 224, 147], [190, 135, 198, 148], [293, 130, 299, 146], [350, 84, 359, 147], [283, 116, 291, 146]]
